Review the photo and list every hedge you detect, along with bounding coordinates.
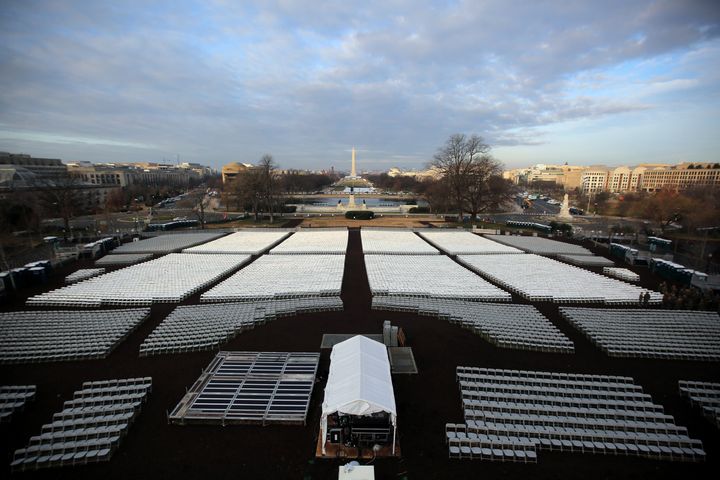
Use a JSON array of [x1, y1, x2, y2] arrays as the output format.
[[345, 211, 375, 220]]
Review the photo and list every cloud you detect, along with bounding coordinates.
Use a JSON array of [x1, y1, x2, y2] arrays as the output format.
[[0, 0, 718, 168]]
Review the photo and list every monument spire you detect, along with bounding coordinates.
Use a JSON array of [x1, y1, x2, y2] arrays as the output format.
[[351, 147, 357, 177]]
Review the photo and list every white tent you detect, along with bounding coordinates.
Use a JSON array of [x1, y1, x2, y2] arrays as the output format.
[[320, 335, 397, 454]]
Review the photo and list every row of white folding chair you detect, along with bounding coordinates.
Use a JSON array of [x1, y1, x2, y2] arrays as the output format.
[[27, 254, 246, 307], [448, 436, 537, 462], [113, 232, 223, 254], [457, 254, 660, 304], [457, 366, 633, 384], [470, 420, 703, 459], [459, 373, 644, 392]]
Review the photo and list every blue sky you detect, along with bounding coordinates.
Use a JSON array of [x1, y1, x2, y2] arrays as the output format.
[[0, 0, 718, 170]]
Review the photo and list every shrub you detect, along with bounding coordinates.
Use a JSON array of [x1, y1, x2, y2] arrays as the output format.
[[345, 210, 375, 220], [408, 206, 430, 214], [549, 221, 573, 236]]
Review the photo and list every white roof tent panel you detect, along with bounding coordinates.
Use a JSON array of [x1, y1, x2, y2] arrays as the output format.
[[322, 336, 396, 420]]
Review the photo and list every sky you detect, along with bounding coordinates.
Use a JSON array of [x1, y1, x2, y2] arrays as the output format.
[[0, 0, 719, 171]]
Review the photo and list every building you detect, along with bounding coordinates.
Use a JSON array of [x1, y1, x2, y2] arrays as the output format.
[[504, 161, 720, 193], [606, 166, 631, 193], [74, 184, 122, 210], [561, 167, 584, 190], [580, 167, 610, 193], [66, 162, 124, 186], [607, 165, 668, 193], [640, 162, 720, 192], [179, 162, 214, 177], [3, 153, 212, 211], [578, 163, 719, 193], [67, 162, 201, 188], [387, 166, 441, 180], [0, 152, 68, 185], [221, 162, 254, 184], [0, 154, 121, 212], [503, 164, 585, 190]]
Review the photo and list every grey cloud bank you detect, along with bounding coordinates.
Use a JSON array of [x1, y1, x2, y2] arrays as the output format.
[[0, 0, 718, 169]]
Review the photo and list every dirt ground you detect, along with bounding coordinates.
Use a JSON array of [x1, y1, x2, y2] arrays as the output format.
[[1, 229, 719, 480]]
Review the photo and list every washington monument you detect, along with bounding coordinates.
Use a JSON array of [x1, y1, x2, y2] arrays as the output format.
[[351, 147, 357, 177]]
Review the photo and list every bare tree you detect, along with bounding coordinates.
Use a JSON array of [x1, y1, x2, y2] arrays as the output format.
[[235, 168, 263, 221], [34, 176, 83, 240], [464, 159, 513, 219], [258, 154, 279, 223], [417, 178, 452, 214], [431, 134, 491, 219], [223, 155, 279, 223], [177, 190, 211, 229]]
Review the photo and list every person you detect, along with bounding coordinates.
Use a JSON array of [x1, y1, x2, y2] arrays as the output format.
[[639, 292, 644, 304], [643, 291, 651, 306]]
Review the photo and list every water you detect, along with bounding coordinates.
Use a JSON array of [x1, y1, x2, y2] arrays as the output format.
[[299, 197, 428, 207]]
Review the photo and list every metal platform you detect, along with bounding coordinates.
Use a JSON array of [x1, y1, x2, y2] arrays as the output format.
[[169, 351, 320, 426]]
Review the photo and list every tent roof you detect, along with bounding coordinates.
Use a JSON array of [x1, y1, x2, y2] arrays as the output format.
[[321, 335, 396, 420]]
